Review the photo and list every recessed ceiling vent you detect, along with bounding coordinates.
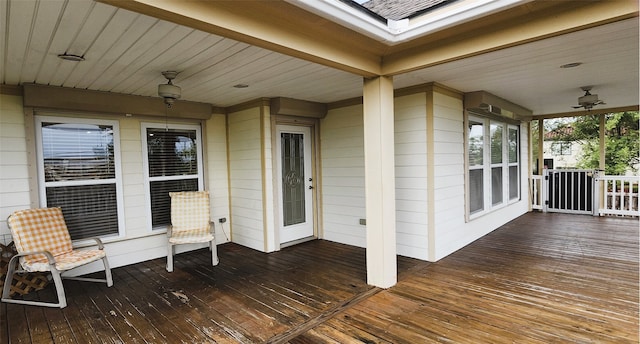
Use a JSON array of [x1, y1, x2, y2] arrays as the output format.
[[465, 91, 532, 120]]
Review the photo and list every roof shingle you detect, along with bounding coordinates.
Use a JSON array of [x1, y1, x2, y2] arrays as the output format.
[[361, 0, 452, 21]]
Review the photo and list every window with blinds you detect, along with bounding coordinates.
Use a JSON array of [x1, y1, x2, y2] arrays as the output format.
[[36, 117, 123, 240], [142, 124, 203, 229]]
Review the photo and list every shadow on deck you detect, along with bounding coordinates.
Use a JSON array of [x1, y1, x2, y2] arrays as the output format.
[[2, 212, 638, 343]]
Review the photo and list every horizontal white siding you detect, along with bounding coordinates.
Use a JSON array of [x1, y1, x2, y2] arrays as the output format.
[[432, 92, 466, 235], [228, 107, 265, 251], [119, 118, 148, 239], [394, 93, 429, 260], [0, 95, 29, 244], [430, 91, 529, 260], [320, 104, 366, 248]]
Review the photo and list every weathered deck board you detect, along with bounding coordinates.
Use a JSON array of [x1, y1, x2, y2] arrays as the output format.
[[1, 212, 637, 343], [292, 213, 639, 343]]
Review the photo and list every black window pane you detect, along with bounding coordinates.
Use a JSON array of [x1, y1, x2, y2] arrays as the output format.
[[492, 167, 503, 205], [491, 124, 503, 164], [42, 123, 115, 182], [468, 121, 483, 166], [147, 129, 198, 177], [469, 169, 483, 214], [46, 184, 119, 240], [509, 127, 519, 163], [509, 165, 519, 200]]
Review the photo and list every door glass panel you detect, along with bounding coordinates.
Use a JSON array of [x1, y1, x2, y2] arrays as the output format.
[[282, 133, 305, 226]]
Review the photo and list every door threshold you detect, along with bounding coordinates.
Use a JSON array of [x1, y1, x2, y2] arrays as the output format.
[[280, 236, 316, 248]]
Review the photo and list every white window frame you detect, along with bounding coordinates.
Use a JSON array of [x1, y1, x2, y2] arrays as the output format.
[[507, 124, 521, 202], [141, 122, 204, 231], [35, 115, 125, 239], [467, 115, 521, 219]]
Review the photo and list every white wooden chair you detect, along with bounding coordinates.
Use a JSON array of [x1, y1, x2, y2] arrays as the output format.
[[167, 191, 219, 272], [1, 207, 113, 308]]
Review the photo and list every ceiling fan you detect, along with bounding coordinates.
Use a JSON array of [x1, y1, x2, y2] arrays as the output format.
[[572, 86, 605, 110]]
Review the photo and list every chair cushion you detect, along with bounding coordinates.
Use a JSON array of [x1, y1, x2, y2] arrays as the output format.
[[170, 191, 211, 231], [8, 208, 74, 266], [168, 228, 214, 244], [23, 249, 107, 272]]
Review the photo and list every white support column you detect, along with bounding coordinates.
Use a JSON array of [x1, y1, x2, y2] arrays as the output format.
[[596, 113, 606, 215], [362, 76, 397, 289]]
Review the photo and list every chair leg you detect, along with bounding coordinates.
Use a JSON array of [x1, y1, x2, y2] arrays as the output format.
[[210, 240, 219, 266], [167, 244, 174, 272], [102, 256, 113, 287], [50, 267, 67, 308], [1, 256, 67, 308], [1, 255, 18, 301]]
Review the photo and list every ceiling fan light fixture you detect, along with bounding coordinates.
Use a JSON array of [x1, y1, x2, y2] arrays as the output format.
[[572, 86, 605, 110], [158, 71, 181, 106]]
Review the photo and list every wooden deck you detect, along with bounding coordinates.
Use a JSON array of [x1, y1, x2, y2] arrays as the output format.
[[1, 212, 638, 343]]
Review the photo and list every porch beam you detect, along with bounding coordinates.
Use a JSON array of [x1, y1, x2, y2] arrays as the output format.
[[534, 106, 639, 119], [363, 76, 397, 289]]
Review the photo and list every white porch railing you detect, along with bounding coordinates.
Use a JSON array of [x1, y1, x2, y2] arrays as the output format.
[[597, 175, 640, 217], [530, 173, 639, 217], [530, 175, 543, 210]]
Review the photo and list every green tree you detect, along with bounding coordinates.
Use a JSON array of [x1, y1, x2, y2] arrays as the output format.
[[550, 112, 639, 175]]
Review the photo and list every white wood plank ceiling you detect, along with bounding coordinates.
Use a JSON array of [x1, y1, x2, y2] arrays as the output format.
[[0, 0, 363, 107], [394, 17, 639, 116], [1, 0, 638, 115]]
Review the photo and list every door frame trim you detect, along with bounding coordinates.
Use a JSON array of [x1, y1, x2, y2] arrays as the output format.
[[272, 115, 321, 248]]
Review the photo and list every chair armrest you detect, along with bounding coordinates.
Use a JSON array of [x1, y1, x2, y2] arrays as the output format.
[[72, 237, 105, 250], [13, 250, 57, 265]]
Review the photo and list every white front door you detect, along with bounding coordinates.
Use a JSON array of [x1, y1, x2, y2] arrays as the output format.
[[276, 125, 314, 244]]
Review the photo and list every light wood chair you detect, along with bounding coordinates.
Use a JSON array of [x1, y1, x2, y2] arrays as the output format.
[[167, 191, 219, 272], [1, 207, 113, 308]]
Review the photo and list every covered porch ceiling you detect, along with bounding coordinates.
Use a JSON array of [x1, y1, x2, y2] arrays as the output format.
[[1, 0, 638, 117]]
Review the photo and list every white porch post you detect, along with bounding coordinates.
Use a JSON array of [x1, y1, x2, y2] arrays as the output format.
[[596, 113, 606, 215], [362, 76, 397, 288]]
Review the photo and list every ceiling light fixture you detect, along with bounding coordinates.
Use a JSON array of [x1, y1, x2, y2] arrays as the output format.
[[560, 62, 582, 69], [158, 71, 181, 107], [57, 53, 85, 62]]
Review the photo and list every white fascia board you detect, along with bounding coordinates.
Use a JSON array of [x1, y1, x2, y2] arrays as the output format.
[[285, 0, 397, 43], [286, 0, 534, 45], [394, 0, 534, 43]]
